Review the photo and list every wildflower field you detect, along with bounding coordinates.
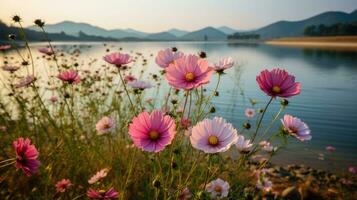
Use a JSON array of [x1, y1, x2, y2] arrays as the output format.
[[0, 17, 356, 200]]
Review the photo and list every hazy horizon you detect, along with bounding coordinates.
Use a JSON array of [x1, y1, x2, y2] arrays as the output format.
[[1, 0, 357, 33]]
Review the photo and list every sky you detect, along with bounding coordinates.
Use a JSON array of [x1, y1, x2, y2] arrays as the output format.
[[0, 0, 357, 32]]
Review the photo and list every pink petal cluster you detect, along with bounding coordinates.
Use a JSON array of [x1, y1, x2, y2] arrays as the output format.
[[87, 188, 118, 200], [96, 117, 115, 135], [245, 108, 255, 118], [259, 141, 275, 152], [129, 110, 176, 153], [178, 187, 192, 200], [155, 48, 184, 68], [235, 135, 253, 154], [128, 80, 153, 90], [103, 52, 132, 66], [190, 117, 238, 153], [15, 75, 36, 88], [213, 57, 234, 73], [88, 168, 109, 184], [206, 178, 230, 199], [165, 54, 214, 90], [2, 65, 19, 73], [124, 75, 137, 83], [0, 44, 11, 50], [256, 68, 301, 98], [55, 179, 72, 193], [13, 137, 40, 176], [281, 114, 311, 141], [49, 96, 58, 103], [326, 146, 336, 152], [348, 166, 356, 174], [38, 47, 54, 56], [57, 70, 81, 84]]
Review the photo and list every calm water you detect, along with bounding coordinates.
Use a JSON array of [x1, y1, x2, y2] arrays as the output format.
[[1, 41, 357, 173]]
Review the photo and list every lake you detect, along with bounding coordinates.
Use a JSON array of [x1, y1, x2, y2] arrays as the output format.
[[1, 41, 357, 173]]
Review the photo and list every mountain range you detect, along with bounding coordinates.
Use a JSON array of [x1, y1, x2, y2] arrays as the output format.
[[28, 21, 233, 41], [3, 9, 356, 42], [249, 10, 357, 38]]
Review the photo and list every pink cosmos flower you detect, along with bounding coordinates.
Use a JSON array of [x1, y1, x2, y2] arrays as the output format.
[[15, 75, 36, 88], [155, 48, 184, 68], [0, 44, 11, 50], [49, 96, 58, 103], [190, 117, 238, 153], [57, 70, 80, 84], [55, 179, 72, 193], [206, 178, 230, 199], [256, 177, 273, 192], [124, 75, 137, 83], [213, 57, 234, 73], [165, 54, 214, 90], [180, 117, 191, 130], [178, 187, 192, 200], [2, 65, 19, 73], [87, 188, 118, 200], [245, 108, 255, 118], [259, 141, 275, 152], [96, 117, 115, 135], [235, 135, 252, 154], [13, 137, 40, 176], [103, 52, 132, 67], [281, 114, 311, 141], [38, 47, 54, 56], [128, 110, 176, 153], [326, 146, 336, 152], [256, 68, 301, 98], [128, 80, 153, 90], [88, 168, 109, 184], [348, 166, 356, 174], [255, 169, 273, 192]]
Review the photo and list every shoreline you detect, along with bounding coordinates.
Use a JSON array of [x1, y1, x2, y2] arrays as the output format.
[[266, 36, 357, 51]]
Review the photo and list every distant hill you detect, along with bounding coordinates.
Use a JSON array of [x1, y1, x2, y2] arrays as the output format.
[[0, 21, 117, 42], [248, 10, 357, 39], [28, 21, 229, 41], [181, 27, 227, 41], [217, 26, 238, 34], [28, 21, 145, 39], [167, 28, 189, 37], [145, 32, 178, 40]]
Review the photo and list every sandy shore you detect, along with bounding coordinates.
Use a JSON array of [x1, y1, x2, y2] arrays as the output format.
[[266, 36, 357, 50]]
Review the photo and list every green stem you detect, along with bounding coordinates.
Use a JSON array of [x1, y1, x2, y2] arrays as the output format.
[[118, 69, 136, 114], [251, 97, 274, 143]]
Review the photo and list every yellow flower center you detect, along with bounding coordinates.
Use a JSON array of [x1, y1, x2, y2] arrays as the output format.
[[185, 72, 195, 82], [214, 186, 222, 193], [208, 135, 219, 146], [99, 190, 106, 194], [272, 86, 281, 94], [149, 130, 159, 140]]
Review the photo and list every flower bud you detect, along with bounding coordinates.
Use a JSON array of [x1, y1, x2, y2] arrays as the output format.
[[8, 34, 16, 40], [209, 107, 216, 113], [171, 99, 178, 105], [12, 15, 21, 22], [171, 161, 178, 169], [34, 19, 45, 27], [243, 123, 251, 130], [152, 179, 161, 188], [199, 51, 207, 58], [281, 99, 289, 106]]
